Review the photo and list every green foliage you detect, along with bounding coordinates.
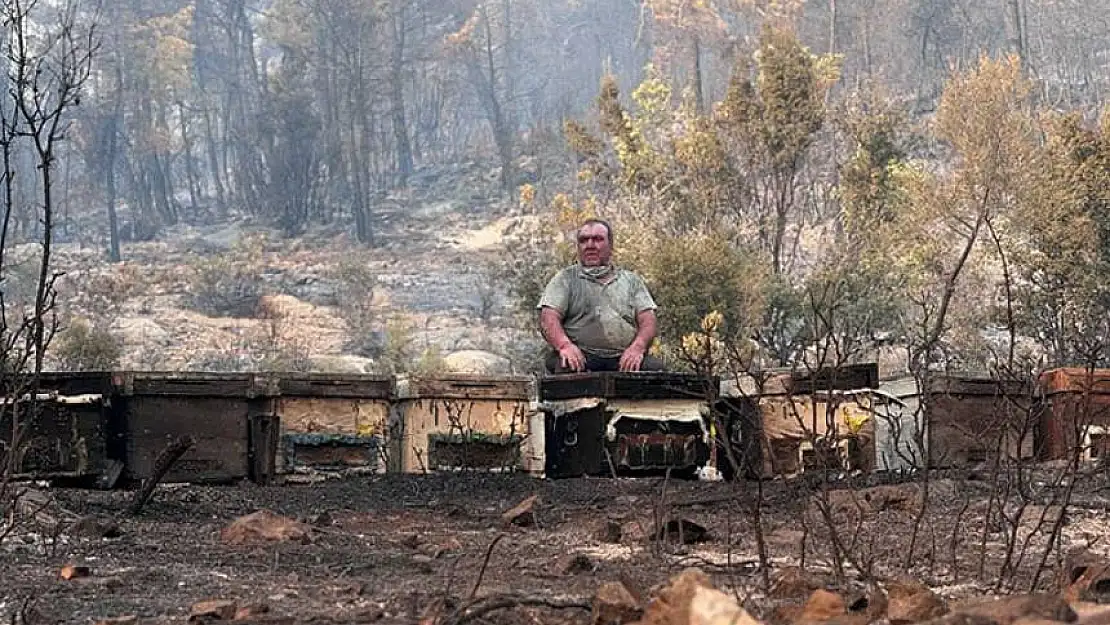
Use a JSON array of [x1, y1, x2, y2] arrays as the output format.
[[837, 86, 911, 244], [377, 315, 445, 375], [52, 318, 122, 371], [1007, 109, 1110, 365], [187, 234, 269, 318], [752, 25, 831, 170], [936, 55, 1035, 194], [330, 254, 380, 357], [629, 230, 768, 347], [598, 74, 661, 191], [496, 214, 576, 320]]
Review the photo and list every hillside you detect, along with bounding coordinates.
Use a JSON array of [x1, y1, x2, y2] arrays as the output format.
[[44, 162, 548, 375]]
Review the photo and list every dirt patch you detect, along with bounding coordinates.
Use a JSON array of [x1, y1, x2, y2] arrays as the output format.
[[3, 472, 1109, 624]]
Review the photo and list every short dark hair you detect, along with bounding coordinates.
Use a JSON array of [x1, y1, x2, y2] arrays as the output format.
[[578, 218, 614, 246]]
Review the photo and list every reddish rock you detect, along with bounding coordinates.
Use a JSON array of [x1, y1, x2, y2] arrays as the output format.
[[59, 564, 91, 580], [189, 599, 238, 621], [502, 495, 538, 527], [221, 510, 312, 546], [885, 579, 948, 624], [593, 581, 643, 625], [953, 594, 1076, 625]]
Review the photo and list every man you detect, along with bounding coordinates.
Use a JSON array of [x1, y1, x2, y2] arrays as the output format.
[[537, 218, 665, 374]]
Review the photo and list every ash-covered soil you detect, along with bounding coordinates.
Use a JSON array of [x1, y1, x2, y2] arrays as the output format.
[[4, 470, 1110, 624]]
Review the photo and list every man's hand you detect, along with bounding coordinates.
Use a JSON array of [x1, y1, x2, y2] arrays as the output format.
[[558, 342, 587, 372], [619, 344, 646, 372]]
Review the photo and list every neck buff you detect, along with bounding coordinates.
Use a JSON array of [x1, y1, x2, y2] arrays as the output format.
[[580, 263, 615, 282]]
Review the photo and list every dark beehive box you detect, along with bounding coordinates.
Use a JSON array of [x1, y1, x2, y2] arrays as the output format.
[[539, 372, 712, 401], [0, 394, 110, 482], [539, 372, 715, 479], [114, 372, 275, 484]]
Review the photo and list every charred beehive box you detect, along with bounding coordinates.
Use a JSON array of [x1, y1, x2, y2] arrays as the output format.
[[390, 375, 538, 474], [113, 372, 277, 485], [269, 373, 393, 474], [538, 372, 716, 479], [0, 391, 112, 483]]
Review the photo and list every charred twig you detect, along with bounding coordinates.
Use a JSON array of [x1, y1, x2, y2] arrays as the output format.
[[671, 494, 737, 508], [468, 532, 505, 600], [650, 468, 673, 556], [603, 447, 619, 479], [950, 490, 972, 583], [441, 593, 591, 625], [129, 435, 195, 515]]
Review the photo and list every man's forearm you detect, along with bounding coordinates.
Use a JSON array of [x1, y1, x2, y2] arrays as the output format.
[[630, 310, 657, 351], [539, 307, 573, 349]]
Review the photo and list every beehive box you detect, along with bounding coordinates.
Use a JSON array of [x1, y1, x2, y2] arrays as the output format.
[[733, 391, 878, 478], [0, 372, 118, 484], [114, 372, 276, 484], [539, 372, 714, 479], [1038, 368, 1110, 462], [926, 375, 1035, 467], [719, 365, 882, 479], [390, 375, 537, 474], [271, 373, 393, 472], [0, 391, 111, 482]]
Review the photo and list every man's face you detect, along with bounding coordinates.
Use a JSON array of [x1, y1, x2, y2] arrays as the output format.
[[577, 223, 612, 267]]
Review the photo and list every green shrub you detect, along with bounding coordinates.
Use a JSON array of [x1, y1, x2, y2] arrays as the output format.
[[188, 234, 268, 317], [52, 318, 122, 371], [330, 254, 380, 356]]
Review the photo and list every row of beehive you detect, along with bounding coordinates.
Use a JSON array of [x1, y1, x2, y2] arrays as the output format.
[[722, 366, 1110, 479], [0, 371, 543, 486], [4, 366, 1107, 486]]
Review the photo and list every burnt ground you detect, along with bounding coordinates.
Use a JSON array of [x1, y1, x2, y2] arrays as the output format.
[[5, 469, 1110, 625]]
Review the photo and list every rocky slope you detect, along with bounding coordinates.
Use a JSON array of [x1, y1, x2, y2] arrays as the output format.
[[42, 161, 551, 375]]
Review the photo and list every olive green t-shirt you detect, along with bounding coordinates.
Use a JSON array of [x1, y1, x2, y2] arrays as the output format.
[[537, 265, 657, 358]]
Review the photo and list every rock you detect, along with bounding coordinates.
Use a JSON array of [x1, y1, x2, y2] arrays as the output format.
[[598, 520, 623, 544], [59, 564, 91, 580], [593, 581, 643, 625], [885, 579, 948, 624], [441, 350, 512, 375], [639, 568, 715, 624], [634, 568, 760, 625], [688, 586, 762, 625], [561, 553, 597, 575], [858, 484, 923, 513], [221, 510, 312, 546], [189, 599, 238, 621], [502, 495, 538, 527], [1071, 602, 1110, 624], [799, 589, 848, 623], [94, 617, 137, 625], [67, 515, 122, 539], [656, 518, 710, 545], [233, 603, 270, 620], [112, 316, 171, 346], [1062, 548, 1110, 604], [768, 567, 825, 600], [309, 355, 376, 374], [953, 594, 1077, 625]]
